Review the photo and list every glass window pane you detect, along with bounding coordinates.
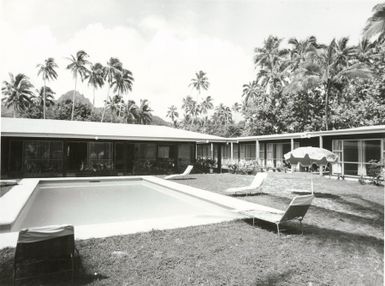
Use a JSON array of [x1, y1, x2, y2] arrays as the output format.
[[233, 144, 237, 158], [364, 140, 381, 163], [178, 144, 191, 160], [343, 141, 359, 162], [344, 163, 359, 176], [333, 140, 342, 151], [158, 146, 170, 158]]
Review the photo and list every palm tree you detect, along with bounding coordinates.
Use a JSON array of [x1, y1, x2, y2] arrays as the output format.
[[137, 99, 152, 124], [189, 71, 209, 101], [1, 73, 34, 117], [37, 57, 58, 119], [86, 63, 105, 108], [66, 50, 90, 120], [288, 36, 318, 70], [105, 94, 123, 122], [215, 103, 233, 127], [125, 100, 138, 123], [166, 105, 179, 127], [200, 96, 213, 114], [363, 3, 385, 41], [101, 57, 123, 122], [254, 36, 288, 69], [35, 86, 55, 113], [286, 39, 372, 130], [231, 102, 242, 113], [254, 36, 290, 92], [354, 39, 374, 64], [242, 81, 262, 105], [112, 68, 134, 103]]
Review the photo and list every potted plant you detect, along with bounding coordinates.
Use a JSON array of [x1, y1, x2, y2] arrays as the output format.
[[207, 159, 217, 173]]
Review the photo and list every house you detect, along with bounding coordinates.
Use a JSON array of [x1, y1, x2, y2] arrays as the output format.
[[0, 118, 225, 178], [1, 117, 384, 178]]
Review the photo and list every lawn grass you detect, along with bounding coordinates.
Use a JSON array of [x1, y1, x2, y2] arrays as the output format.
[[0, 173, 383, 285]]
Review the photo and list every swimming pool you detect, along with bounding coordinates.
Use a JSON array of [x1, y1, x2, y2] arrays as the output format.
[[0, 176, 271, 248], [12, 179, 238, 230]]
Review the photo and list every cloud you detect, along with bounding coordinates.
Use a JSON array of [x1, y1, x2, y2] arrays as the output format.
[[1, 14, 254, 120]]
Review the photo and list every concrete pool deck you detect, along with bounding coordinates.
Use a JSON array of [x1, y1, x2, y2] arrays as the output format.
[[0, 176, 280, 249]]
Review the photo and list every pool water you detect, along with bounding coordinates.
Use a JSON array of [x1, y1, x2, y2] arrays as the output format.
[[12, 180, 234, 231]]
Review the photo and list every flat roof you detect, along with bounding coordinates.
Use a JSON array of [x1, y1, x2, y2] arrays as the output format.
[[1, 118, 384, 143], [0, 118, 227, 143], [233, 125, 385, 142]]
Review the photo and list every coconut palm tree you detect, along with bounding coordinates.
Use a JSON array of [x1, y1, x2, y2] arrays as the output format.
[[354, 39, 374, 64], [231, 102, 242, 113], [242, 81, 263, 105], [363, 3, 385, 41], [1, 73, 35, 117], [286, 39, 372, 130], [189, 71, 209, 101], [86, 63, 105, 108], [254, 37, 290, 92], [215, 103, 233, 127], [36, 86, 55, 110], [137, 99, 152, 124], [254, 36, 288, 69], [37, 57, 58, 119], [288, 36, 319, 70], [166, 105, 179, 127], [125, 100, 138, 123], [101, 57, 123, 122], [66, 50, 90, 120], [200, 96, 213, 114], [105, 94, 123, 122], [112, 68, 134, 102]]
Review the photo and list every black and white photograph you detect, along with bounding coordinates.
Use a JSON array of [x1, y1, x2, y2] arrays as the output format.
[[0, 0, 384, 285]]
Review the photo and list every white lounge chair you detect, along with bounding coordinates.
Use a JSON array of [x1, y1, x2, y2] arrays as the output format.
[[164, 165, 194, 180], [239, 194, 314, 236], [224, 172, 268, 195]]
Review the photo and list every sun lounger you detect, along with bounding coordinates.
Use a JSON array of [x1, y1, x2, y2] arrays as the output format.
[[164, 165, 194, 180], [13, 224, 77, 285], [238, 194, 314, 236], [224, 172, 268, 195]]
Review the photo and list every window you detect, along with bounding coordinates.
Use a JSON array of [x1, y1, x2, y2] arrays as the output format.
[[178, 143, 192, 170], [88, 142, 113, 170], [266, 144, 274, 167], [197, 144, 210, 159], [23, 140, 63, 175], [158, 146, 170, 159], [332, 140, 343, 175], [240, 143, 255, 160], [135, 143, 156, 160], [259, 143, 265, 167], [233, 143, 239, 160], [333, 139, 383, 177]]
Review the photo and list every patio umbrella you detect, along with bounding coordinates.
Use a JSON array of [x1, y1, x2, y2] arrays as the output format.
[[284, 146, 339, 193]]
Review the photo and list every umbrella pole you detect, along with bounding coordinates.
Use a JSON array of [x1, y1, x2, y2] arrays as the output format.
[[311, 172, 314, 194]]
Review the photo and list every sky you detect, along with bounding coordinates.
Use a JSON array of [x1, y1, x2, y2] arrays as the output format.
[[0, 0, 379, 120]]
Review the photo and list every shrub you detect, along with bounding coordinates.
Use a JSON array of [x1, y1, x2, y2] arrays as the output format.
[[367, 160, 384, 186], [195, 158, 217, 173]]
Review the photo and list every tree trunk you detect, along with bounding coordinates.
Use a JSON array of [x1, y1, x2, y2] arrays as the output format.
[[324, 83, 330, 131], [43, 79, 46, 119], [71, 76, 78, 121], [92, 87, 96, 110], [101, 86, 110, 122]]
